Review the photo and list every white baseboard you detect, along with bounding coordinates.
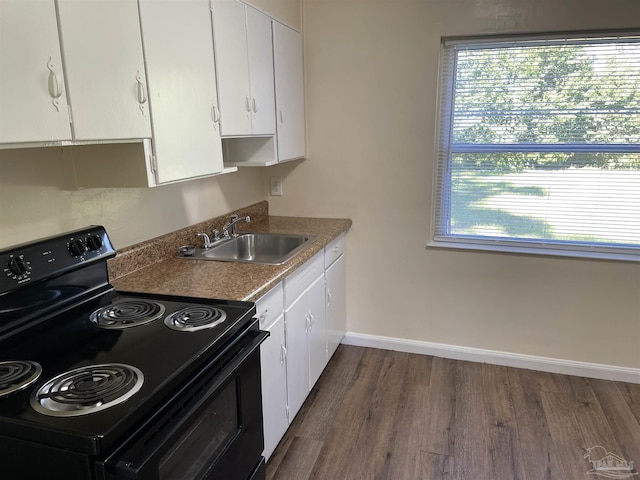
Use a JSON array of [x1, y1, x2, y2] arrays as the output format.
[[341, 332, 640, 384]]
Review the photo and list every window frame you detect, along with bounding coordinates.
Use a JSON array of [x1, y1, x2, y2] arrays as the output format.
[[430, 31, 640, 263]]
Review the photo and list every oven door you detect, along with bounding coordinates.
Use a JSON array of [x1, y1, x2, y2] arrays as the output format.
[[98, 322, 268, 480]]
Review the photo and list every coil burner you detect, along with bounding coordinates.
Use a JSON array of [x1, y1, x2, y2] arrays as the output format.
[[164, 305, 227, 332], [89, 300, 165, 329], [0, 361, 42, 398], [31, 364, 144, 417]]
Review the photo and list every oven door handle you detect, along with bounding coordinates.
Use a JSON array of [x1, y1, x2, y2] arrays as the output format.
[[107, 326, 269, 479]]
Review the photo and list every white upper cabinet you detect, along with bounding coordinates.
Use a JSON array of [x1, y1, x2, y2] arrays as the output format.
[[245, 7, 276, 135], [212, 0, 275, 137], [56, 0, 151, 141], [0, 1, 72, 143], [138, 0, 224, 184], [273, 21, 305, 162]]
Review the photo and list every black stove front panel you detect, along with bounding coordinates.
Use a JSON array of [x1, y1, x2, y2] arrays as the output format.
[[0, 226, 115, 342], [0, 291, 255, 455]]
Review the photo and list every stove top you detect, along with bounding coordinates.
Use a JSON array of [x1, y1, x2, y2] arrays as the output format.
[[0, 290, 255, 453]]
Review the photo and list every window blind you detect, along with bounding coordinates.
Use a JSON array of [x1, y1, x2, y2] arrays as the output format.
[[433, 34, 640, 260]]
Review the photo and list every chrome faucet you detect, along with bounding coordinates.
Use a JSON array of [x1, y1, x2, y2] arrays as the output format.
[[223, 214, 251, 238]]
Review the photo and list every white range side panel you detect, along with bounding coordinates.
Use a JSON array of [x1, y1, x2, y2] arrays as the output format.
[[56, 0, 151, 140], [260, 314, 289, 462], [326, 254, 347, 359], [284, 293, 310, 421], [138, 0, 224, 183], [273, 21, 305, 161], [307, 274, 328, 389], [212, 0, 251, 136], [0, 1, 71, 143], [245, 6, 276, 135]]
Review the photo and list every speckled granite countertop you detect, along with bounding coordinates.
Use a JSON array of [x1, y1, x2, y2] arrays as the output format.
[[109, 202, 351, 303]]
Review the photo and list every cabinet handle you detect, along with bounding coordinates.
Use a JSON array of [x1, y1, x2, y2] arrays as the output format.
[[212, 102, 220, 129], [280, 344, 287, 365], [333, 245, 340, 253], [136, 71, 147, 115], [47, 58, 62, 99], [136, 72, 147, 105], [308, 312, 315, 329], [305, 313, 311, 333], [327, 290, 333, 307], [259, 305, 268, 322], [245, 95, 251, 113], [252, 97, 258, 113], [279, 110, 284, 124], [46, 57, 62, 112], [149, 153, 157, 174]]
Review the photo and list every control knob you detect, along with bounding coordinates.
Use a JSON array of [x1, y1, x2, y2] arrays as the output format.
[[86, 234, 103, 251], [67, 239, 87, 257], [8, 256, 28, 276]]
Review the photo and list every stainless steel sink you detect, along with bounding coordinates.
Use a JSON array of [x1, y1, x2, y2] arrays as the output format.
[[179, 233, 317, 265]]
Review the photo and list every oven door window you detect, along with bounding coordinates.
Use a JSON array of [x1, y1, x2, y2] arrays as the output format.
[[159, 379, 239, 480]]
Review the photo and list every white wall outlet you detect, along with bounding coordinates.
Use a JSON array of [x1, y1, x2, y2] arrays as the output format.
[[270, 176, 283, 196]]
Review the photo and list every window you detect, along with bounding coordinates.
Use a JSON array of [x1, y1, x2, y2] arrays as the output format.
[[433, 33, 640, 261]]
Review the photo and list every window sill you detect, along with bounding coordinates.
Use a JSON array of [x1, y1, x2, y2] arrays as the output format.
[[427, 239, 640, 263]]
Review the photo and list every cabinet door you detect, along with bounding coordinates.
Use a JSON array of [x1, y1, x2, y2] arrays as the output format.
[[273, 22, 305, 161], [0, 1, 71, 143], [285, 293, 309, 421], [212, 0, 251, 136], [246, 7, 275, 135], [326, 254, 347, 359], [307, 274, 328, 389], [260, 314, 288, 462], [57, 0, 151, 140], [138, 0, 224, 184]]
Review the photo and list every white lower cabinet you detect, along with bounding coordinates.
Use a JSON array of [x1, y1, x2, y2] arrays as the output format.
[[283, 271, 327, 420], [307, 275, 329, 389], [260, 314, 288, 462], [258, 238, 347, 461], [284, 287, 311, 421], [283, 251, 325, 421], [325, 234, 347, 359]]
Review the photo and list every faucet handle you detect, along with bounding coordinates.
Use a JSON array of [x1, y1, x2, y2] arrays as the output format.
[[197, 233, 212, 249], [212, 229, 221, 241]]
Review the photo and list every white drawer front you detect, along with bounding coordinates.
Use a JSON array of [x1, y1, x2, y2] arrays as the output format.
[[324, 233, 345, 268], [284, 251, 324, 307], [256, 282, 284, 329]]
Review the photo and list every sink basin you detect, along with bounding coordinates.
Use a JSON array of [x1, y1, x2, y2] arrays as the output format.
[[180, 233, 317, 265]]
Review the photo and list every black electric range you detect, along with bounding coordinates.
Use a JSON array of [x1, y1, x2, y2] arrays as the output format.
[[0, 226, 267, 480]]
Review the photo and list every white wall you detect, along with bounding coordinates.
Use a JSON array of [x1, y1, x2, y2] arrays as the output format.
[[267, 0, 640, 368], [0, 147, 265, 249]]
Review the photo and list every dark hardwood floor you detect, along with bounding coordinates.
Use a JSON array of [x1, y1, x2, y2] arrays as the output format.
[[266, 345, 640, 480]]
